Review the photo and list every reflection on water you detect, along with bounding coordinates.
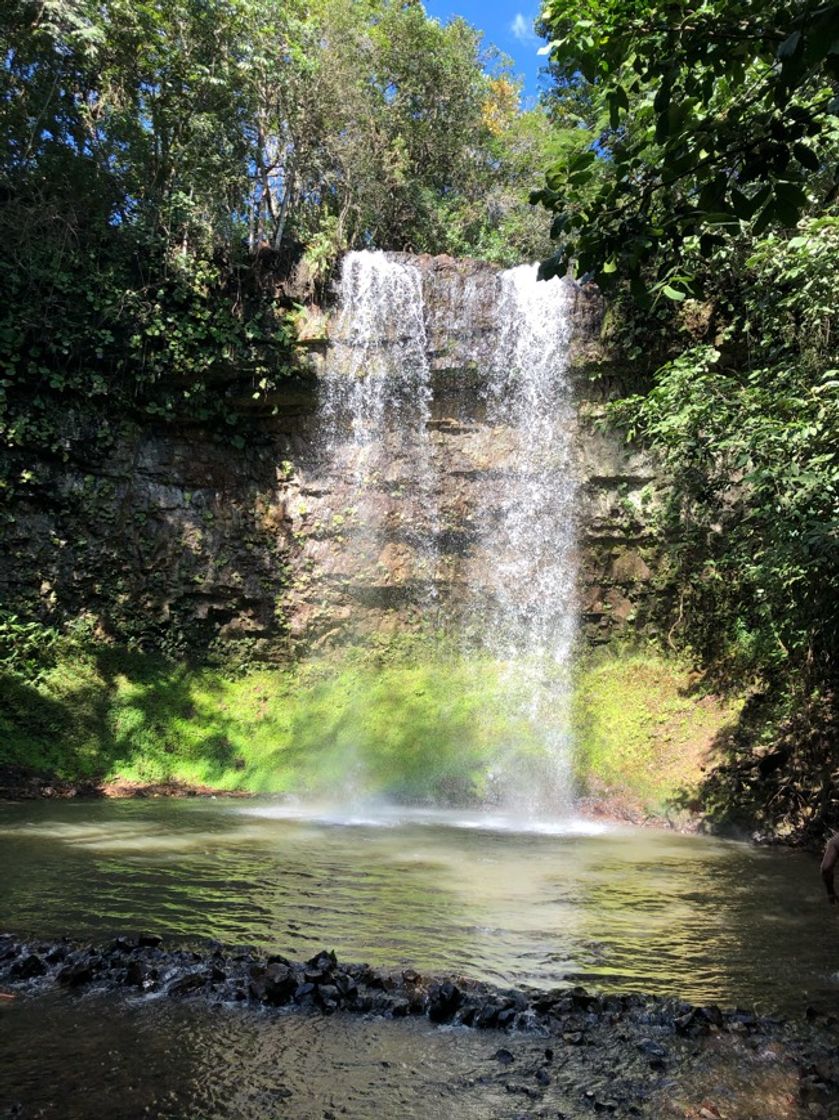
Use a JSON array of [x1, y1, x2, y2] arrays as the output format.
[[0, 992, 502, 1120], [0, 799, 835, 1013]]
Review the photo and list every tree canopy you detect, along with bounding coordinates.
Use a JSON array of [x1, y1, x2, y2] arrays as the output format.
[[530, 1, 839, 816], [533, 0, 839, 295]]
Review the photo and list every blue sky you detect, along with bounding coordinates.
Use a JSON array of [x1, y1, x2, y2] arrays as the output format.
[[422, 1, 546, 105]]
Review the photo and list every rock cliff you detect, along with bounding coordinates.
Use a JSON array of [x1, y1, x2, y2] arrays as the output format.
[[0, 255, 660, 654]]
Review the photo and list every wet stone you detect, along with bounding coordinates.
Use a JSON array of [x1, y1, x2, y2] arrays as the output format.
[[248, 977, 267, 1001], [428, 981, 462, 1023], [124, 961, 146, 987], [264, 964, 297, 1005], [58, 963, 93, 988], [637, 1040, 668, 1060], [168, 973, 206, 997], [11, 955, 46, 980], [0, 927, 826, 1105], [333, 974, 357, 998], [306, 950, 337, 971], [505, 1083, 539, 1099]]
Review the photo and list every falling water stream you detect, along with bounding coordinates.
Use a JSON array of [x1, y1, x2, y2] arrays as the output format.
[[476, 264, 577, 812], [319, 251, 441, 615], [317, 251, 576, 813]]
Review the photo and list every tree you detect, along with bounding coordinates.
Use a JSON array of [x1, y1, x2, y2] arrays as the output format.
[[533, 0, 839, 294]]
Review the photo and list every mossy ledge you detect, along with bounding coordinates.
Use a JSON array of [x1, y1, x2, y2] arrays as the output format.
[[0, 631, 740, 817]]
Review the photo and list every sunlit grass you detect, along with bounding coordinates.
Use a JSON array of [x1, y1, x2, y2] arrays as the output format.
[[571, 647, 744, 809]]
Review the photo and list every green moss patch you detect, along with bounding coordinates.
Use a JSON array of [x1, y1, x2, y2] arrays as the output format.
[[0, 638, 742, 809], [571, 647, 744, 811], [0, 641, 560, 802]]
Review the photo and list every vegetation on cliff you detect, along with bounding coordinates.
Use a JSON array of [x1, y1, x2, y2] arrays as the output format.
[[0, 623, 736, 812], [2, 0, 837, 837]]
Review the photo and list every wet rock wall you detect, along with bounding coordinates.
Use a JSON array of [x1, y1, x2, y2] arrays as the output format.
[[0, 255, 661, 653]]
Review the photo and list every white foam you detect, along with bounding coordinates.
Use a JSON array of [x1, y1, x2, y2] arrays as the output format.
[[237, 801, 611, 837]]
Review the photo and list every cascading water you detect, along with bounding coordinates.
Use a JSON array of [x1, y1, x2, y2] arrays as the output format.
[[312, 251, 576, 816], [474, 264, 577, 814], [319, 251, 440, 618]]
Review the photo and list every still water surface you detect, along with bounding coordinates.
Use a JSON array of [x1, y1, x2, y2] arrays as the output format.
[[1, 799, 835, 1014]]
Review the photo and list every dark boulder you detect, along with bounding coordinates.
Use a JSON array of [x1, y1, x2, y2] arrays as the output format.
[[263, 963, 298, 1005], [428, 981, 462, 1023], [124, 960, 146, 988], [11, 955, 46, 980], [168, 972, 206, 997], [305, 949, 337, 972], [58, 963, 93, 987], [637, 1039, 668, 1060]]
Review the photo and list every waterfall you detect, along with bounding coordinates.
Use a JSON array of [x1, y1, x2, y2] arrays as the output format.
[[318, 250, 440, 621], [475, 264, 577, 814], [311, 251, 576, 815]]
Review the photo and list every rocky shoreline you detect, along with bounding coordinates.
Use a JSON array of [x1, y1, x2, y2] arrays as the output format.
[[4, 935, 839, 1117], [1, 933, 759, 1035], [0, 765, 691, 828]]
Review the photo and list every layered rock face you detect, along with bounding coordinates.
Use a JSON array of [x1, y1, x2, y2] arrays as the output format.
[[1, 255, 659, 652], [286, 253, 659, 648]]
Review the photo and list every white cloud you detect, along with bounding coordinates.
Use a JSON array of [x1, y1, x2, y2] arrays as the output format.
[[510, 13, 537, 43]]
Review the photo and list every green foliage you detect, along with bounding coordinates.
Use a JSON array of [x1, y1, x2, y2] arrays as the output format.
[[0, 0, 555, 478], [0, 229, 296, 455], [610, 219, 839, 686], [1, 635, 738, 810], [0, 637, 568, 800], [0, 612, 59, 682], [684, 689, 839, 843], [534, 6, 839, 831], [534, 0, 839, 291]]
